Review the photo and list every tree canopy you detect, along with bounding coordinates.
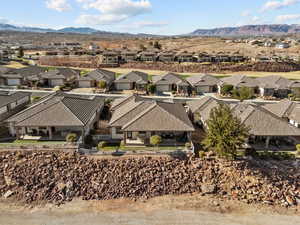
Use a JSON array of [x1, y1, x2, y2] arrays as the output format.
[[202, 104, 250, 159]]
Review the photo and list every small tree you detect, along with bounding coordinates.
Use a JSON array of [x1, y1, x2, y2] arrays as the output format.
[[150, 135, 162, 148], [66, 133, 77, 143], [221, 84, 233, 95], [203, 104, 250, 159], [233, 87, 254, 101], [153, 41, 162, 49], [97, 141, 107, 150], [98, 80, 107, 89], [147, 84, 156, 94], [296, 144, 300, 156]]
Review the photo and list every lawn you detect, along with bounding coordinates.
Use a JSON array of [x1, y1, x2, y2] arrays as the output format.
[[4, 61, 27, 69], [0, 140, 66, 147], [101, 144, 184, 152]]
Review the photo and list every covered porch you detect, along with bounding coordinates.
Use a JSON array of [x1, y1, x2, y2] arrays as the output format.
[[124, 131, 191, 146], [247, 135, 298, 150], [14, 126, 84, 141]]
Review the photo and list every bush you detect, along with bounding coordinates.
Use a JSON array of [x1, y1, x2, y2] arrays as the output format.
[[98, 80, 107, 89], [221, 84, 233, 95], [66, 133, 77, 143], [147, 84, 156, 94], [97, 141, 107, 150], [296, 144, 300, 156], [150, 135, 162, 147], [198, 151, 206, 159], [185, 142, 191, 149]]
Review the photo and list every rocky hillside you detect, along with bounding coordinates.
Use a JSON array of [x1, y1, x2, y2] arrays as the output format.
[[0, 151, 299, 207], [190, 24, 300, 36]]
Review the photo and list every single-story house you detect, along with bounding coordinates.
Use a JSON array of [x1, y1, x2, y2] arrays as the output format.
[[109, 96, 195, 146], [256, 75, 292, 98], [0, 91, 31, 123], [114, 71, 149, 91], [40, 68, 79, 87], [158, 52, 175, 62], [99, 51, 119, 64], [152, 73, 191, 94], [139, 52, 157, 62], [77, 69, 116, 88], [187, 96, 300, 149], [218, 74, 260, 94], [0, 72, 23, 86], [120, 51, 137, 63], [186, 74, 219, 94], [263, 99, 300, 128], [6, 91, 104, 142], [175, 52, 195, 62]]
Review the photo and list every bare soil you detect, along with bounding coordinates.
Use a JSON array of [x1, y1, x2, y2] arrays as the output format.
[[0, 194, 299, 225]]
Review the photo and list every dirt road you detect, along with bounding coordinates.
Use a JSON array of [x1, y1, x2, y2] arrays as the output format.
[[1, 195, 299, 225]]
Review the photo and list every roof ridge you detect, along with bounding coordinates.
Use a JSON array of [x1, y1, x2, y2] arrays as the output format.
[[60, 99, 85, 126], [110, 101, 144, 125], [122, 102, 157, 130]]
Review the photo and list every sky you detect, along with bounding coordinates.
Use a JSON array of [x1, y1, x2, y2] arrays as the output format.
[[1, 0, 300, 35]]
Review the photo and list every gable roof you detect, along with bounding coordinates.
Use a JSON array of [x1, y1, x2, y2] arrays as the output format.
[[187, 96, 219, 113], [121, 101, 195, 132], [110, 94, 145, 111], [0, 91, 30, 108], [7, 91, 104, 127], [14, 66, 47, 78], [186, 74, 219, 87], [115, 71, 148, 84], [256, 75, 292, 89], [220, 74, 259, 88], [80, 69, 115, 83], [152, 73, 190, 86]]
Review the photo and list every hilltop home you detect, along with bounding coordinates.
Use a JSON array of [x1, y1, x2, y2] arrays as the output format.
[[186, 74, 219, 94], [77, 69, 116, 88], [114, 71, 148, 91], [176, 52, 195, 63], [120, 51, 137, 63], [187, 96, 300, 149], [6, 92, 104, 141], [0, 91, 31, 123], [152, 73, 191, 94], [139, 52, 157, 62], [109, 95, 194, 146], [158, 52, 175, 62], [256, 75, 292, 98], [218, 74, 260, 94], [99, 51, 119, 64]]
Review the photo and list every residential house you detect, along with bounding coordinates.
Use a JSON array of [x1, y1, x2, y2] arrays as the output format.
[[120, 50, 137, 63], [263, 99, 300, 128], [218, 74, 260, 94], [186, 74, 219, 94], [0, 91, 31, 123], [197, 52, 213, 63], [158, 52, 175, 62], [99, 51, 119, 64], [139, 52, 157, 62], [109, 96, 195, 146], [110, 94, 145, 112], [40, 68, 79, 87], [276, 43, 290, 49], [188, 96, 300, 149], [152, 73, 191, 94], [256, 75, 292, 98], [0, 72, 23, 86], [77, 69, 116, 88], [114, 71, 148, 91], [6, 92, 104, 141], [176, 52, 195, 63]]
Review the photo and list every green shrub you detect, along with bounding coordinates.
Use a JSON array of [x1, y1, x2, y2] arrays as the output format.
[[198, 151, 206, 159], [97, 141, 107, 150], [150, 135, 162, 147], [185, 142, 191, 149], [296, 144, 300, 156], [98, 80, 107, 89], [147, 84, 156, 94], [221, 84, 233, 95], [66, 133, 77, 143]]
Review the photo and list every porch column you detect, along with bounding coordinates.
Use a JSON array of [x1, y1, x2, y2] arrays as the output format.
[[16, 127, 20, 140], [265, 137, 270, 148], [48, 127, 53, 140], [124, 132, 127, 145]]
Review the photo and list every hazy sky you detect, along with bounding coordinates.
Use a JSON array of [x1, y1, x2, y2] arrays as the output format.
[[1, 0, 300, 34]]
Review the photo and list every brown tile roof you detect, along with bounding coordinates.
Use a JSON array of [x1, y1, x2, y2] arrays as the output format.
[[186, 74, 219, 87], [110, 94, 144, 111], [220, 74, 259, 88], [152, 73, 190, 86], [7, 91, 104, 127], [256, 75, 292, 89], [120, 101, 194, 132], [0, 91, 30, 108], [79, 69, 115, 84], [115, 71, 148, 84]]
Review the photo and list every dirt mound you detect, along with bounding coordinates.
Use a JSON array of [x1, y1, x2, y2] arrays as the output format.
[[121, 62, 300, 73], [0, 151, 299, 207]]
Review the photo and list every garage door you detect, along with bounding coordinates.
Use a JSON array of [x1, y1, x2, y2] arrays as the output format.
[[7, 79, 20, 86], [78, 80, 91, 88], [116, 83, 132, 90], [156, 84, 170, 92], [50, 79, 64, 87], [197, 86, 210, 93]]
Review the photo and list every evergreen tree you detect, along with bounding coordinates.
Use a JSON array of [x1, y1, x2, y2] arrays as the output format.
[[203, 104, 250, 159]]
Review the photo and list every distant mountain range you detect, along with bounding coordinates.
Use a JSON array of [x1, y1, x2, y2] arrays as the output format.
[[2, 23, 300, 37], [189, 24, 300, 36], [0, 23, 161, 37]]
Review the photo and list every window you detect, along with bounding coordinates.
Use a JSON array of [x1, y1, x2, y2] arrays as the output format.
[[116, 128, 123, 134], [127, 132, 132, 138]]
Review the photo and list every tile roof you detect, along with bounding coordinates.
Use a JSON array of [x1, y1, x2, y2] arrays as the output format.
[[0, 91, 30, 108], [186, 74, 219, 87], [152, 73, 190, 86], [256, 75, 292, 89], [115, 71, 148, 84], [7, 91, 104, 127], [220, 74, 259, 88], [79, 69, 115, 84], [110, 94, 145, 111]]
